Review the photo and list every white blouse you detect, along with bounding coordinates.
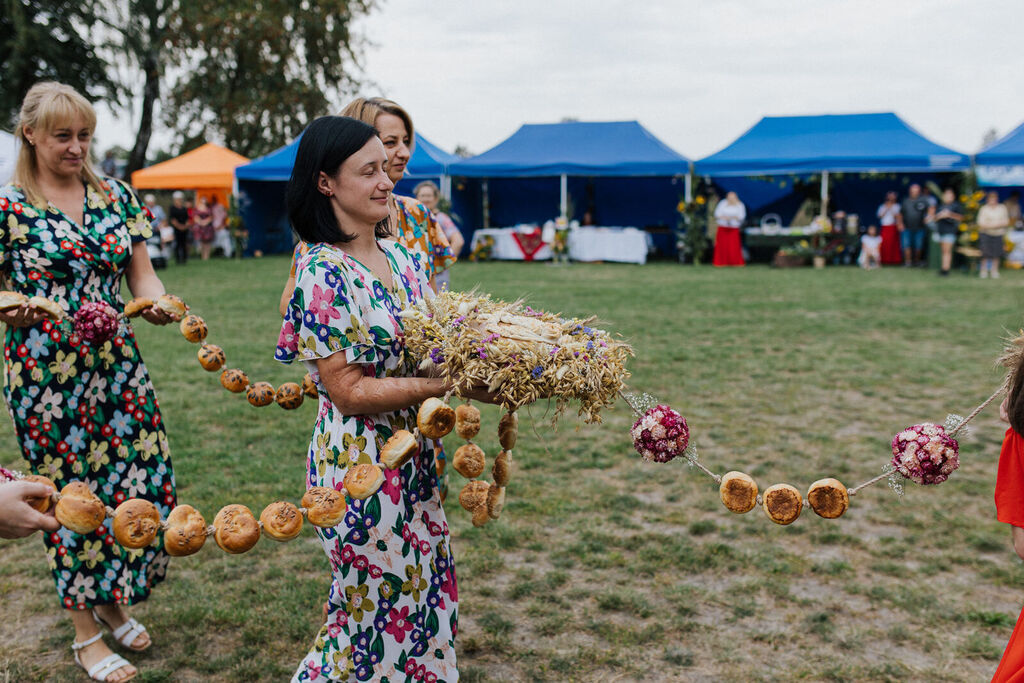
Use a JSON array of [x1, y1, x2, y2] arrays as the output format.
[[714, 200, 746, 228]]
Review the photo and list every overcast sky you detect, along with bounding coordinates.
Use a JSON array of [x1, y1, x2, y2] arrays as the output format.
[[98, 0, 1024, 160]]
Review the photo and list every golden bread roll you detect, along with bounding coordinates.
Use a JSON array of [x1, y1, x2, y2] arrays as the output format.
[[122, 297, 154, 318], [179, 314, 208, 343], [455, 404, 481, 440], [762, 484, 803, 525], [452, 443, 485, 479], [458, 480, 489, 512], [492, 450, 512, 487], [163, 504, 207, 556], [486, 483, 505, 520], [213, 504, 260, 554], [28, 295, 63, 321], [301, 487, 347, 527], [498, 412, 518, 450], [220, 368, 249, 393], [417, 397, 456, 439], [471, 504, 490, 528], [0, 291, 28, 310], [260, 501, 304, 540], [719, 471, 758, 514], [155, 293, 188, 317], [21, 474, 57, 513], [301, 373, 318, 398], [275, 382, 304, 410], [112, 499, 161, 549], [197, 344, 226, 371], [54, 481, 106, 534], [343, 464, 384, 500], [380, 430, 418, 469], [247, 381, 275, 407], [807, 478, 849, 519]]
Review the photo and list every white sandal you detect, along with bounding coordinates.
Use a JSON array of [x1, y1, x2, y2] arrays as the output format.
[[93, 611, 151, 652], [72, 632, 136, 682]]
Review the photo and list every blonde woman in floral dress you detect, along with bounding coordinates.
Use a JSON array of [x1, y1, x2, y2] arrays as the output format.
[[2, 83, 179, 682], [277, 116, 495, 682]]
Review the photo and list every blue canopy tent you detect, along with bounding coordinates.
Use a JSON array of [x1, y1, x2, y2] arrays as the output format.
[[447, 121, 691, 253], [694, 113, 971, 224], [976, 121, 1024, 187], [234, 132, 457, 255]]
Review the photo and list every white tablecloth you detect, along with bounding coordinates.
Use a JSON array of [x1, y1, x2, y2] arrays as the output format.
[[567, 227, 649, 264], [470, 227, 552, 261]]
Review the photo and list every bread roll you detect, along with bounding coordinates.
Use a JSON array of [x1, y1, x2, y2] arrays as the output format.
[[807, 478, 849, 519], [274, 382, 304, 410], [719, 471, 758, 514], [112, 499, 161, 549], [28, 295, 63, 321], [343, 464, 384, 500], [123, 297, 154, 318], [417, 397, 456, 439], [155, 293, 188, 317], [197, 344, 226, 372], [455, 404, 481, 440], [0, 291, 28, 311], [486, 483, 505, 519], [179, 314, 208, 343], [220, 368, 249, 393], [54, 482, 106, 534], [260, 501, 304, 540], [458, 480, 489, 512], [21, 474, 57, 513], [471, 504, 490, 528], [301, 487, 347, 527], [213, 504, 260, 554], [163, 504, 207, 556], [380, 430, 418, 469], [301, 373, 318, 398], [492, 450, 512, 487], [498, 412, 518, 450], [452, 443, 485, 479], [762, 484, 803, 525], [247, 381, 275, 407]]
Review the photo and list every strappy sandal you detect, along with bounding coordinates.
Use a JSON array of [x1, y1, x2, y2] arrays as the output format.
[[93, 611, 151, 652], [72, 632, 136, 682]]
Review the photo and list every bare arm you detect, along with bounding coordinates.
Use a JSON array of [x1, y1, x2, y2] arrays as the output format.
[[317, 351, 448, 416], [447, 230, 465, 257], [124, 246, 178, 326], [0, 481, 61, 539], [279, 275, 297, 318], [1013, 525, 1024, 562]]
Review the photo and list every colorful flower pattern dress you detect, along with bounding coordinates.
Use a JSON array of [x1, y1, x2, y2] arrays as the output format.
[[0, 180, 176, 609], [393, 195, 455, 281], [276, 240, 458, 682]]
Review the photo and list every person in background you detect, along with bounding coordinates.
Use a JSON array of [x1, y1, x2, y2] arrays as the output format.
[[581, 209, 596, 226], [978, 190, 1010, 279], [711, 191, 745, 267], [858, 225, 882, 270], [142, 194, 168, 269], [414, 180, 464, 291], [877, 191, 903, 265], [209, 196, 233, 258], [192, 195, 215, 261], [900, 183, 933, 267], [1006, 190, 1023, 230], [169, 191, 190, 264], [933, 189, 963, 276], [100, 150, 117, 178]]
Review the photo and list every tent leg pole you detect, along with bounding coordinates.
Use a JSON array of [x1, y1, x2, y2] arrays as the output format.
[[820, 170, 829, 217], [560, 174, 568, 220], [482, 179, 490, 229], [441, 175, 451, 202], [684, 173, 692, 202]]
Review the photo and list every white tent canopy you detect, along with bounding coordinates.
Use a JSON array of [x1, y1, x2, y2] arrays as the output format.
[[0, 131, 16, 184]]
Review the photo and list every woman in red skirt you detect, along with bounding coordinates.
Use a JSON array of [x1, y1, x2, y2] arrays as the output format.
[[713, 191, 746, 266], [877, 191, 903, 265]]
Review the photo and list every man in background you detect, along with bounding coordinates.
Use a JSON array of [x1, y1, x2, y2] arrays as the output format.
[[900, 183, 933, 267]]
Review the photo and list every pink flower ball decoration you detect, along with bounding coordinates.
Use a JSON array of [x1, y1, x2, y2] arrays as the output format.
[[631, 404, 689, 463], [890, 423, 960, 485], [73, 301, 120, 346]]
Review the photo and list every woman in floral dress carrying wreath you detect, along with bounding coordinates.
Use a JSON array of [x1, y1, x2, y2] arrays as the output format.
[[1, 82, 180, 682], [277, 116, 496, 682]]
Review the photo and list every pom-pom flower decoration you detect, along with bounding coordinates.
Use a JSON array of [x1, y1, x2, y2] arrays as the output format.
[[891, 423, 960, 485], [631, 404, 689, 463], [72, 301, 120, 345]]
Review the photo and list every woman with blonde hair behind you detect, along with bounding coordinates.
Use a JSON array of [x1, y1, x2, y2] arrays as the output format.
[[2, 82, 180, 682]]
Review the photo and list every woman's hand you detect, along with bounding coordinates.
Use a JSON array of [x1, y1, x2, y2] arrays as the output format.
[[0, 480, 61, 539], [139, 305, 179, 326], [0, 304, 51, 328]]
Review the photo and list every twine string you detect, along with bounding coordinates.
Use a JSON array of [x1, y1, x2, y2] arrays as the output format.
[[848, 468, 895, 496], [949, 379, 1009, 437]]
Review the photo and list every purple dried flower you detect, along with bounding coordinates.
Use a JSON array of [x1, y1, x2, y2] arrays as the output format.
[[73, 301, 119, 345], [891, 423, 959, 485], [631, 405, 689, 463]]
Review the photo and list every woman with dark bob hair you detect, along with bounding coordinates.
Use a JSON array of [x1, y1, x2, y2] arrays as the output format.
[[276, 116, 493, 682]]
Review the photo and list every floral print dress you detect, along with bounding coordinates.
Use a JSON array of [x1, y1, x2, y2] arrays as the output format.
[[0, 180, 176, 609], [276, 240, 458, 682], [393, 195, 456, 281]]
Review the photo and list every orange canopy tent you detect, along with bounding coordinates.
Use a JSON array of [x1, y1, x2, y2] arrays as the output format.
[[131, 143, 249, 206]]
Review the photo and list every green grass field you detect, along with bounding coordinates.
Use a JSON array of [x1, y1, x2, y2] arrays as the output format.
[[3, 258, 1024, 682]]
